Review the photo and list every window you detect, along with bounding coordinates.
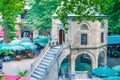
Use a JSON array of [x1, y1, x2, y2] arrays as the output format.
[[21, 9, 27, 19], [81, 24, 88, 30], [101, 21, 105, 28], [81, 33, 87, 45], [101, 32, 104, 43]]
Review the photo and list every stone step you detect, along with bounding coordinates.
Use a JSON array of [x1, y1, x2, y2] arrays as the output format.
[[42, 59, 52, 63], [34, 70, 44, 76], [41, 61, 50, 66], [36, 68, 45, 73], [45, 53, 54, 57], [31, 74, 42, 80], [38, 64, 47, 69], [44, 56, 54, 60], [53, 46, 60, 49]]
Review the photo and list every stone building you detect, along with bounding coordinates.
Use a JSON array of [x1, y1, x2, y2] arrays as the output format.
[[51, 14, 108, 78], [0, 0, 38, 39]]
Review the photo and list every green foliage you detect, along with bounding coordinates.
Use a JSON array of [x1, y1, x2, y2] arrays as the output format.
[[26, 0, 61, 31], [106, 0, 120, 34], [0, 0, 26, 42], [0, 49, 14, 55], [56, 0, 112, 32], [18, 70, 28, 76]]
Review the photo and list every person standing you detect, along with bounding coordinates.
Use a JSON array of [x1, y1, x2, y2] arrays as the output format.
[[0, 59, 2, 71]]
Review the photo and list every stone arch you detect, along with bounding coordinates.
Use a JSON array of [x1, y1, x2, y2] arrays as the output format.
[[74, 50, 96, 69], [97, 48, 107, 67], [75, 53, 92, 71], [80, 21, 92, 31], [81, 24, 89, 30], [58, 55, 71, 78], [58, 48, 71, 68], [97, 48, 107, 56]]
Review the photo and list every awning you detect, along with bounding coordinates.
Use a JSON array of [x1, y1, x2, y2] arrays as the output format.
[[92, 67, 118, 77], [0, 32, 4, 37]]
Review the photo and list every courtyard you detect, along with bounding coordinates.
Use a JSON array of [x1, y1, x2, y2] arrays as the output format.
[[3, 58, 35, 75], [0, 0, 120, 80]]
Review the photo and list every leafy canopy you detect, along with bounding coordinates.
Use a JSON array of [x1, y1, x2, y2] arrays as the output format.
[[0, 0, 25, 40], [106, 0, 120, 34], [26, 0, 61, 31], [56, 0, 112, 31]]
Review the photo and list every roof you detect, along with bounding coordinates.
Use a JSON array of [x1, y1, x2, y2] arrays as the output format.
[[53, 6, 109, 18], [21, 26, 32, 33], [107, 35, 120, 45]]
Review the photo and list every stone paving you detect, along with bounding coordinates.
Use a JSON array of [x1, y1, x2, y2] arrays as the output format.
[[2, 58, 35, 75]]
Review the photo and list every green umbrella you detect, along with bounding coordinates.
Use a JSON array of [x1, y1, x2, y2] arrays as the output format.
[[112, 65, 120, 72], [0, 43, 9, 47], [9, 39, 22, 47], [20, 42, 33, 46], [11, 45, 25, 51], [10, 39, 21, 44], [23, 44, 37, 49], [20, 37, 32, 43], [103, 76, 120, 80], [1, 46, 12, 50], [92, 67, 118, 77], [20, 42, 37, 49]]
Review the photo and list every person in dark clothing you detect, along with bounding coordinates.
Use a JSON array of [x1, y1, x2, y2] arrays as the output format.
[[0, 59, 3, 70]]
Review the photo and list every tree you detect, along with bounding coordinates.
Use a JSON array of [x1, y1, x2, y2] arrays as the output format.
[[0, 0, 25, 43], [56, 0, 112, 32], [106, 0, 120, 34], [26, 0, 61, 32]]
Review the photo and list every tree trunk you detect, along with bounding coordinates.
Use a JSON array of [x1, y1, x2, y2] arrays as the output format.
[[3, 20, 11, 43]]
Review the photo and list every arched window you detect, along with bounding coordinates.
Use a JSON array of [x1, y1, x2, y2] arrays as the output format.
[[81, 24, 88, 30]]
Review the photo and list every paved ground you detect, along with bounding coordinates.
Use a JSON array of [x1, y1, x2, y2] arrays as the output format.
[[2, 58, 35, 75], [107, 56, 120, 67]]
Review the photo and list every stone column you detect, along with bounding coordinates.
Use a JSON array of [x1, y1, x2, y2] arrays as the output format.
[[104, 52, 107, 67], [69, 54, 75, 80], [92, 57, 98, 69]]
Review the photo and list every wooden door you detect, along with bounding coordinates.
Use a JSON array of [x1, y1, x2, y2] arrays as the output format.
[[59, 29, 65, 44]]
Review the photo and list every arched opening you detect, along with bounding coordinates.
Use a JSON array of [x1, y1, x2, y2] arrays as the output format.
[[81, 24, 89, 30], [75, 54, 92, 71], [59, 29, 65, 44], [59, 55, 70, 78], [21, 26, 33, 40], [98, 51, 105, 67]]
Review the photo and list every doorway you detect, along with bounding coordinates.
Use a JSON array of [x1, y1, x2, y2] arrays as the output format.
[[59, 29, 65, 44]]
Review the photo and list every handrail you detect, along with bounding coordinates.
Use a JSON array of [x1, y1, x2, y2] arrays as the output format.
[[26, 42, 50, 77], [43, 45, 63, 80]]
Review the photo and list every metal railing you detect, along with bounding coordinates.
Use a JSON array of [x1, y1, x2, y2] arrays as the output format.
[[26, 43, 50, 77], [43, 45, 63, 80]]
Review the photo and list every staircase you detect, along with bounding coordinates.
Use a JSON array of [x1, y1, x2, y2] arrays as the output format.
[[29, 46, 61, 80]]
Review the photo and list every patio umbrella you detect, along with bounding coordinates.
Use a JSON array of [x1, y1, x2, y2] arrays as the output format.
[[0, 31, 4, 37], [21, 37, 32, 43], [20, 42, 37, 49], [92, 67, 118, 77], [11, 45, 25, 51], [18, 77, 34, 80], [3, 75, 20, 80], [0, 43, 9, 47], [2, 75, 34, 80], [20, 42, 33, 46], [112, 65, 120, 72], [103, 76, 120, 80], [1, 46, 12, 50], [10, 39, 21, 45]]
